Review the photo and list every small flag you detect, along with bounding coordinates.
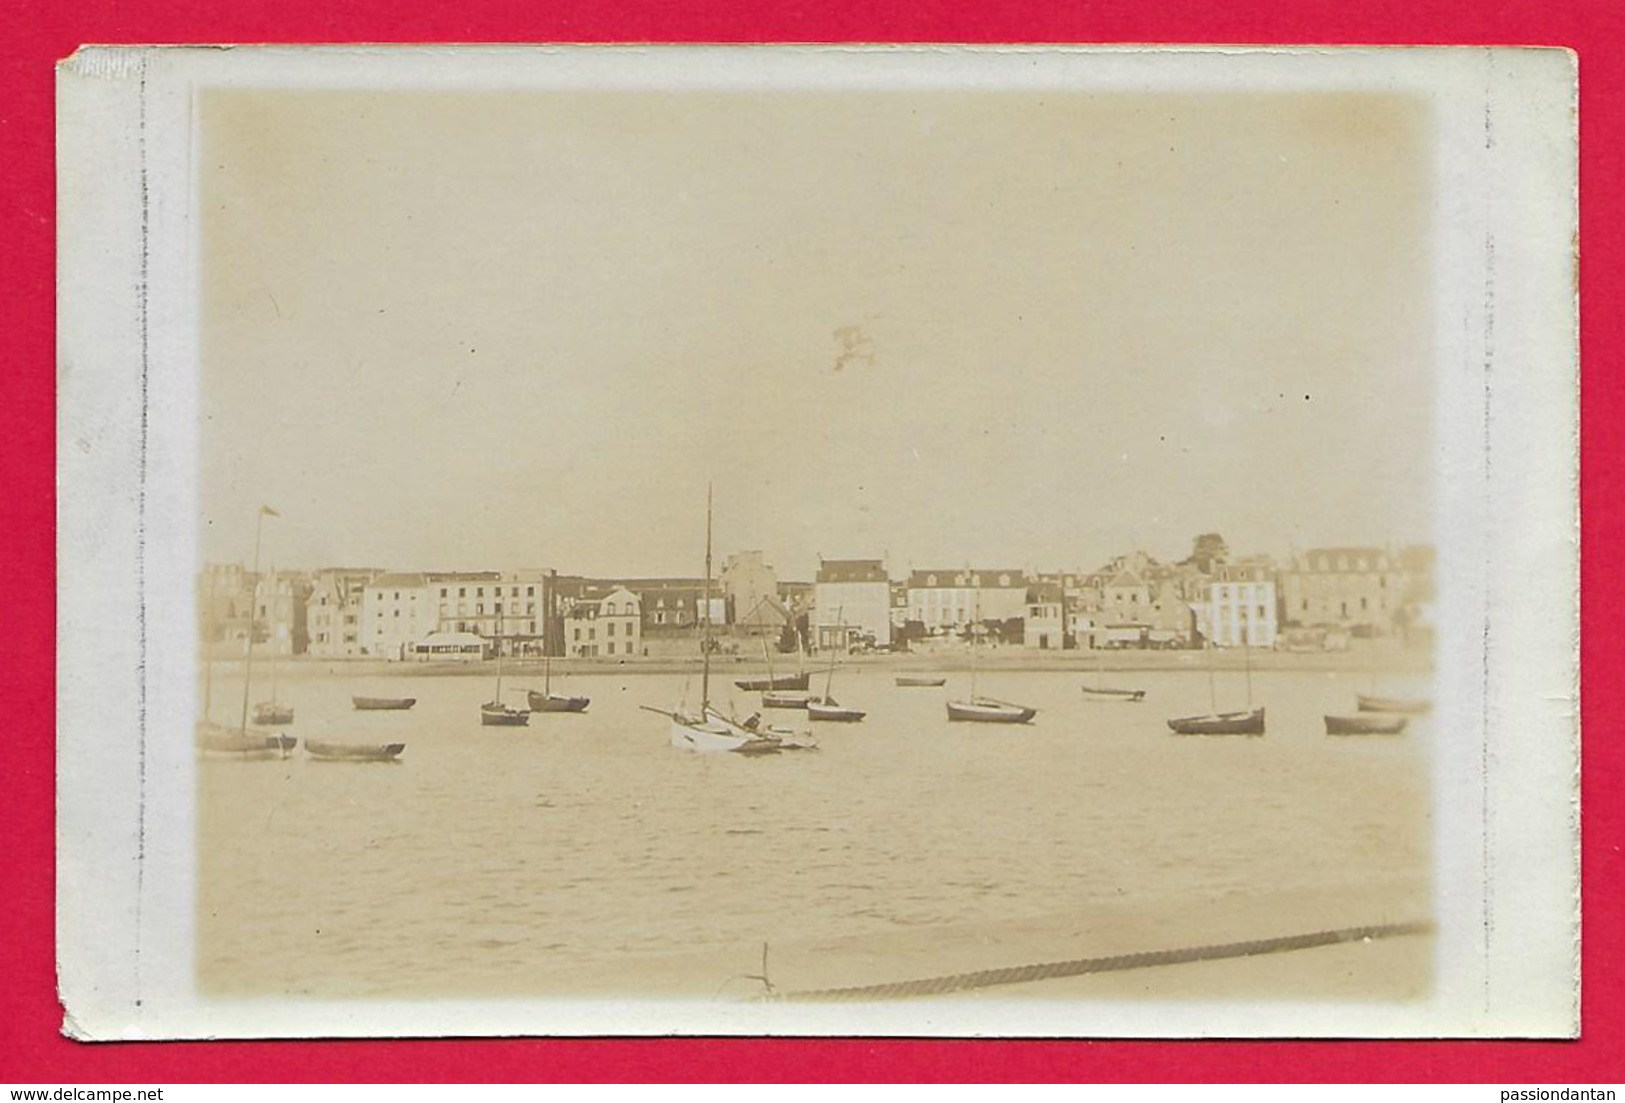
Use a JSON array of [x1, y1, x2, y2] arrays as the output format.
[[260, 505, 281, 517]]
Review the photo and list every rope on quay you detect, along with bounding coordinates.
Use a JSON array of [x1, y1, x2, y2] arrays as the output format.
[[759, 919, 1436, 1003]]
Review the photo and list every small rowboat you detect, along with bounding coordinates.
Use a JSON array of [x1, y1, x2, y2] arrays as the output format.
[[352, 695, 417, 711], [252, 701, 295, 725], [1355, 694, 1433, 715], [528, 690, 590, 713], [480, 701, 530, 727], [1081, 685, 1146, 702], [734, 672, 811, 691], [807, 697, 866, 723], [895, 675, 947, 687], [1325, 714, 1408, 736], [946, 697, 1037, 724], [762, 690, 815, 709], [1167, 708, 1266, 736], [306, 739, 406, 762]]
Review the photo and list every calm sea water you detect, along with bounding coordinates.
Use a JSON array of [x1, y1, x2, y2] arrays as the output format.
[[197, 662, 1432, 999]]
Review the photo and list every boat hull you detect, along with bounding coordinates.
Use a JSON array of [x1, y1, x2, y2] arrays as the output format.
[[669, 714, 780, 755], [306, 739, 406, 761], [528, 691, 590, 713], [895, 676, 947, 687], [197, 724, 297, 755], [1325, 714, 1407, 736], [1355, 694, 1433, 715], [762, 691, 814, 709], [808, 703, 866, 722], [946, 699, 1037, 724], [252, 703, 295, 726], [480, 703, 530, 726], [733, 673, 811, 691], [352, 696, 417, 711], [1167, 708, 1266, 736], [1081, 686, 1146, 702]]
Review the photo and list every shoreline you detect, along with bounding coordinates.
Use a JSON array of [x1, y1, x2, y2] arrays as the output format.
[[215, 644, 1434, 679]]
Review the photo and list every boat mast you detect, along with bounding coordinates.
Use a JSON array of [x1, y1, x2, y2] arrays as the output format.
[[202, 569, 217, 723], [1242, 618, 1254, 710], [238, 507, 267, 733], [824, 606, 843, 699], [701, 482, 713, 712], [268, 564, 280, 705], [1204, 607, 1218, 716]]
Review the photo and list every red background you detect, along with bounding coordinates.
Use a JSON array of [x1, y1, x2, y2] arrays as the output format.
[[2, 0, 1617, 1084]]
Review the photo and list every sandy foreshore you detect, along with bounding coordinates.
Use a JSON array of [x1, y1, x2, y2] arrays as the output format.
[[438, 876, 1433, 1006]]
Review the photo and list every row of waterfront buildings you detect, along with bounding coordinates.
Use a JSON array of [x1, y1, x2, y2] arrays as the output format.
[[200, 542, 1436, 661]]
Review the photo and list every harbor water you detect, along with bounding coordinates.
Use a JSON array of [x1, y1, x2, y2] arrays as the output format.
[[197, 662, 1433, 1000]]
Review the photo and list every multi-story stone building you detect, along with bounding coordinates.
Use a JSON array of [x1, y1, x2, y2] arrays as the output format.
[[1023, 582, 1066, 650], [1280, 547, 1403, 635], [813, 558, 892, 649], [905, 568, 1028, 632], [565, 586, 643, 658], [1206, 577, 1279, 648], [305, 567, 379, 658]]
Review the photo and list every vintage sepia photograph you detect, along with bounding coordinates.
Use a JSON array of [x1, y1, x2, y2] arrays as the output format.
[[55, 45, 1578, 1038]]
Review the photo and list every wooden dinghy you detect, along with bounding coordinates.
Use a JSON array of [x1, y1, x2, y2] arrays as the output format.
[[352, 695, 417, 711], [1166, 707, 1266, 736], [894, 675, 947, 687], [306, 739, 406, 762], [1081, 684, 1146, 702], [1325, 714, 1408, 736], [1355, 694, 1433, 715]]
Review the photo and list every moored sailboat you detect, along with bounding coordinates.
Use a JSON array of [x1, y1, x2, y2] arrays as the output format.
[[945, 600, 1036, 725], [528, 656, 590, 713], [807, 608, 865, 722], [480, 609, 529, 726], [657, 485, 781, 755], [204, 505, 296, 757], [1167, 611, 1266, 736]]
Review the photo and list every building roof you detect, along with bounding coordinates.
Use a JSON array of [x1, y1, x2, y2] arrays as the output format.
[[909, 569, 1028, 588], [368, 572, 428, 588], [1293, 547, 1393, 574], [817, 559, 888, 584]]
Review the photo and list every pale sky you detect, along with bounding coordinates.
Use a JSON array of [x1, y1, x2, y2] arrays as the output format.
[[200, 88, 1433, 579]]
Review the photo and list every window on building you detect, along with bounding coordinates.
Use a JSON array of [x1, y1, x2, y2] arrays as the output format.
[[573, 627, 581, 641], [1360, 596, 1369, 611], [607, 621, 616, 636], [607, 641, 616, 655], [476, 604, 484, 614], [477, 587, 484, 597], [527, 586, 535, 597], [440, 588, 447, 598], [589, 627, 596, 640], [459, 587, 466, 597]]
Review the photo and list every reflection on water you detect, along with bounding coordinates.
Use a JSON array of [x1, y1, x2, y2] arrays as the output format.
[[198, 665, 1432, 999]]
